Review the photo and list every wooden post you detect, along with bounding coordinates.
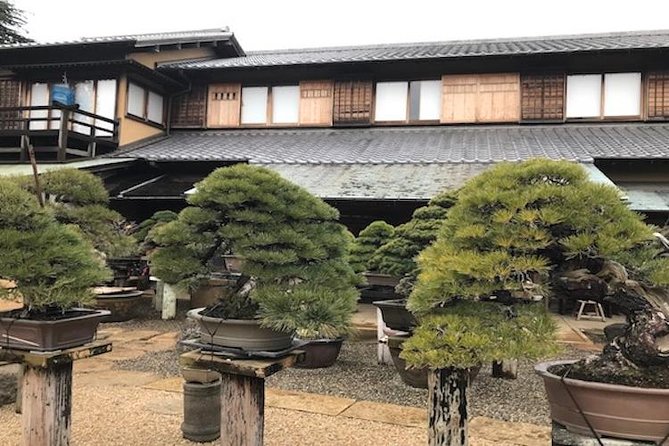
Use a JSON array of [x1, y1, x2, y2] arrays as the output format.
[[15, 364, 24, 414], [22, 361, 73, 446], [491, 360, 518, 379], [377, 308, 393, 365], [162, 283, 178, 320], [428, 368, 469, 446], [154, 280, 164, 312], [220, 374, 264, 446], [57, 109, 70, 162]]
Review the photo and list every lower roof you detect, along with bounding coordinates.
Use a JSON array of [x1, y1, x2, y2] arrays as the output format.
[[115, 123, 669, 164]]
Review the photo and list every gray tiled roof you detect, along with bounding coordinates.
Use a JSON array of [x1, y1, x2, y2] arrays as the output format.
[[115, 124, 669, 164], [0, 28, 233, 49], [165, 30, 669, 69]]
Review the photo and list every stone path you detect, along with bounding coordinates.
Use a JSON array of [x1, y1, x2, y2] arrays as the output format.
[[0, 324, 553, 445]]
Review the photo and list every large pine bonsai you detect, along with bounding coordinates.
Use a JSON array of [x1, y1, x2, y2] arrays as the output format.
[[401, 159, 669, 445], [150, 164, 359, 340], [349, 221, 395, 273], [17, 169, 138, 258], [0, 180, 109, 311]]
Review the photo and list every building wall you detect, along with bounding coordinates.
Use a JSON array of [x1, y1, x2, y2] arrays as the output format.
[[116, 75, 165, 146]]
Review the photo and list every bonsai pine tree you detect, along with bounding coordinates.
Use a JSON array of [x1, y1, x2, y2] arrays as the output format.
[[17, 169, 138, 258], [401, 159, 669, 445], [0, 180, 109, 311], [369, 191, 455, 279], [349, 221, 395, 273], [151, 164, 360, 339], [133, 210, 178, 244]]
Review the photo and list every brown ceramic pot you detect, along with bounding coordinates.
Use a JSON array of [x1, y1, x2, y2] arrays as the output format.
[[362, 272, 400, 288], [0, 308, 110, 351], [187, 308, 293, 352], [373, 299, 417, 332], [94, 290, 144, 322], [295, 338, 344, 368], [536, 360, 669, 442]]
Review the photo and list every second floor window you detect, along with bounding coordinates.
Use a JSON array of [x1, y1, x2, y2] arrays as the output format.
[[240, 85, 300, 125], [566, 73, 641, 119], [127, 82, 165, 125], [374, 80, 441, 123]]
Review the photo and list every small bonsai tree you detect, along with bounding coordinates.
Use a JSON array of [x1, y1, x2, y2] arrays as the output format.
[[401, 159, 669, 444], [133, 210, 178, 253], [151, 164, 359, 340], [17, 169, 138, 258], [369, 191, 455, 278], [0, 180, 109, 312], [349, 221, 395, 273]]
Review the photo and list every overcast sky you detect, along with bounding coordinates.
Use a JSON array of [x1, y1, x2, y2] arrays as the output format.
[[12, 0, 669, 51]]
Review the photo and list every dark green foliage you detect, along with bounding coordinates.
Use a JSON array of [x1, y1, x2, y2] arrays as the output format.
[[369, 191, 455, 277], [349, 221, 395, 273], [403, 159, 668, 368], [133, 210, 178, 243], [151, 164, 359, 339], [17, 169, 138, 258], [0, 1, 31, 44], [0, 181, 110, 309]]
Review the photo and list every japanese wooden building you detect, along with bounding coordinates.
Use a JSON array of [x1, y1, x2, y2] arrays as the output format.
[[1, 28, 668, 231]]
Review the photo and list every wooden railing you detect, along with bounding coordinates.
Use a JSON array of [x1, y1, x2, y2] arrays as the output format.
[[0, 105, 119, 161]]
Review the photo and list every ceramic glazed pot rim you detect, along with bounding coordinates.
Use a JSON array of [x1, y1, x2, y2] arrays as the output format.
[[295, 337, 345, 344], [535, 359, 669, 395], [0, 308, 111, 325], [187, 307, 262, 325]]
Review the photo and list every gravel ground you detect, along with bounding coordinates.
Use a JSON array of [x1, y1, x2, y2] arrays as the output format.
[[114, 334, 593, 426]]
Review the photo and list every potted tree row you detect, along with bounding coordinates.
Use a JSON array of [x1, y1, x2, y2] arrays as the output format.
[[150, 164, 359, 367], [0, 179, 110, 351]]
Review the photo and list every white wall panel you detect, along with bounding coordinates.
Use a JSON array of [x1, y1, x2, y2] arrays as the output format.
[[604, 73, 641, 117], [566, 75, 602, 118], [375, 82, 408, 121], [272, 85, 299, 124], [241, 87, 268, 124]]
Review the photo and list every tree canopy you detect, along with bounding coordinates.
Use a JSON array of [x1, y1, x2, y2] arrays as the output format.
[[349, 221, 395, 273], [0, 1, 32, 44]]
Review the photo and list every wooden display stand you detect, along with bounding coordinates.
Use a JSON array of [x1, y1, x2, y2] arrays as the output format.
[[180, 349, 304, 446], [0, 341, 112, 446]]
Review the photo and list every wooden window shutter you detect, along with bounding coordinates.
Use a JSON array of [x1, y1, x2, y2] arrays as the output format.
[[333, 80, 373, 125], [170, 85, 207, 128], [299, 80, 333, 126], [441, 74, 520, 123], [441, 75, 478, 123], [207, 83, 241, 127], [521, 74, 565, 121], [647, 72, 669, 119], [477, 73, 520, 122], [0, 79, 23, 130]]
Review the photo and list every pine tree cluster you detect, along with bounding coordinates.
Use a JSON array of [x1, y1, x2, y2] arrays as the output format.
[[150, 164, 359, 339], [349, 221, 395, 273], [403, 159, 668, 369], [0, 180, 109, 309]]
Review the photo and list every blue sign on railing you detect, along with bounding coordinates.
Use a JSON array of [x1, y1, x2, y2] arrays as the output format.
[[51, 84, 75, 106]]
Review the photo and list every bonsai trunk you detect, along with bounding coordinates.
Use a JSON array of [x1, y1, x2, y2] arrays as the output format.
[[428, 368, 469, 446]]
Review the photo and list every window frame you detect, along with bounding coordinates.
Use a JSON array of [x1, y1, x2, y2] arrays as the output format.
[[373, 79, 442, 125], [239, 84, 301, 127], [125, 81, 166, 128], [565, 72, 643, 121]]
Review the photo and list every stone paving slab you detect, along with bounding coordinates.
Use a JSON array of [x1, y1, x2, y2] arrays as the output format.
[[266, 388, 356, 416], [340, 400, 426, 428], [470, 416, 550, 446], [102, 329, 162, 344], [73, 357, 115, 374], [94, 346, 147, 362], [143, 377, 183, 393]]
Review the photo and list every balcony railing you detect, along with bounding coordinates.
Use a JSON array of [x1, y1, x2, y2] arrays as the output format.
[[0, 105, 119, 162]]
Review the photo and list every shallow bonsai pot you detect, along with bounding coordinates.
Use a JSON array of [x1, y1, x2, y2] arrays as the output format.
[[295, 338, 344, 369], [222, 255, 243, 273], [187, 308, 293, 352], [363, 272, 400, 288], [387, 335, 429, 388], [0, 308, 111, 351], [373, 299, 417, 332], [94, 290, 144, 322], [535, 360, 669, 442]]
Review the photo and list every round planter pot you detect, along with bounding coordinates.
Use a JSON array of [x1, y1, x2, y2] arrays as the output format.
[[387, 335, 429, 389], [94, 290, 144, 322], [295, 338, 344, 369], [373, 299, 417, 332], [535, 360, 669, 442], [187, 308, 293, 352], [190, 278, 237, 309]]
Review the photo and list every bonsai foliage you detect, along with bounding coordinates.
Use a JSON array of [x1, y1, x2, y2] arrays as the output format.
[[349, 221, 395, 273], [18, 169, 138, 258], [133, 210, 178, 244], [404, 159, 669, 371], [0, 181, 109, 309], [369, 191, 456, 278], [0, 1, 32, 44], [151, 164, 359, 339]]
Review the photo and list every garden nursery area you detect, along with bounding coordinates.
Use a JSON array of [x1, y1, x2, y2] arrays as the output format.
[[0, 160, 668, 446]]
